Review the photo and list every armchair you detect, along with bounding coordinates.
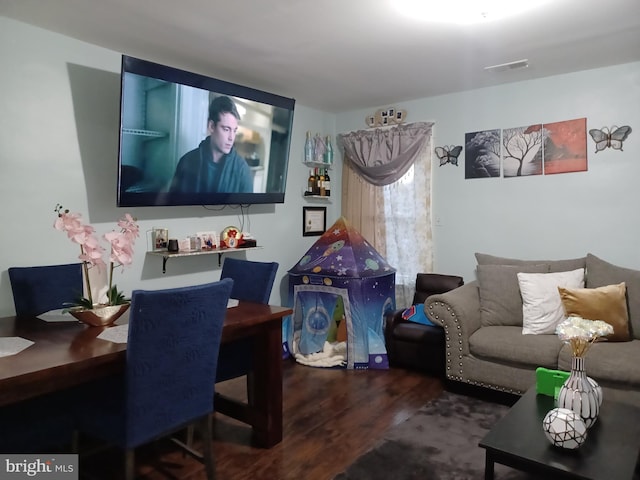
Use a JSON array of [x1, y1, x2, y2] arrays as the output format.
[[384, 273, 464, 375]]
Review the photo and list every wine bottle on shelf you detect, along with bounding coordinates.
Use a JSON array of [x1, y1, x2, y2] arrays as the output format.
[[324, 135, 334, 164], [304, 131, 314, 163], [312, 168, 320, 196], [324, 169, 331, 197], [306, 168, 315, 196], [319, 169, 326, 197]]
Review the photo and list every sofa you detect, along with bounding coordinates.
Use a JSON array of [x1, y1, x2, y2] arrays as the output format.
[[425, 253, 640, 407]]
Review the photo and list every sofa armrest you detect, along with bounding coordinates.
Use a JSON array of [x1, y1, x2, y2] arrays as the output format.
[[425, 281, 481, 358]]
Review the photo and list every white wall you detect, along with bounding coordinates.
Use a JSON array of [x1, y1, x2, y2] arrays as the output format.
[[0, 17, 340, 316], [337, 62, 640, 283], [3, 15, 638, 314]]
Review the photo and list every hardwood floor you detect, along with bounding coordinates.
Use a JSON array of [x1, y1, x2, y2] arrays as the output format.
[[80, 360, 444, 479]]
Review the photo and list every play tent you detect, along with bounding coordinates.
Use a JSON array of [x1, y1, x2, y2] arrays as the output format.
[[284, 217, 396, 369]]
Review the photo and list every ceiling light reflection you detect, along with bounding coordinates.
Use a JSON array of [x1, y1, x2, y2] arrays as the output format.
[[393, 0, 552, 25]]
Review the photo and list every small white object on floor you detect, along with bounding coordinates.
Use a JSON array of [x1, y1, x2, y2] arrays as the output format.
[[227, 298, 239, 308], [295, 341, 347, 367]]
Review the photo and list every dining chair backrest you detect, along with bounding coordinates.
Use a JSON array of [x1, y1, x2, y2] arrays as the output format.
[[8, 263, 83, 316], [220, 257, 278, 304], [124, 278, 233, 448], [216, 258, 278, 384]]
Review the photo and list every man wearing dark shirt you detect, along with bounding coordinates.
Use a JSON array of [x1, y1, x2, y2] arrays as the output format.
[[170, 96, 253, 193]]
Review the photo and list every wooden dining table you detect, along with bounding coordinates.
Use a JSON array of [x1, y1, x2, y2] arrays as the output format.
[[0, 302, 292, 448]]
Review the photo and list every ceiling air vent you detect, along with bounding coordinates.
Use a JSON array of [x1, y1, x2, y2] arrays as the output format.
[[484, 59, 529, 73]]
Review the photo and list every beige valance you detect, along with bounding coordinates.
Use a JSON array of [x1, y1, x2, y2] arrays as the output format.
[[337, 121, 434, 186]]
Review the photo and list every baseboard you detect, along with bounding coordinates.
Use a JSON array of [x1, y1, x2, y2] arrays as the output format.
[[444, 379, 520, 407]]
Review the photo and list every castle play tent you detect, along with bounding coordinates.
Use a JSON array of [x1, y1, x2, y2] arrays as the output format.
[[284, 216, 396, 369]]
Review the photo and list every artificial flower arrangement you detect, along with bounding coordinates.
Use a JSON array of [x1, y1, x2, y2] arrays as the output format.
[[54, 204, 139, 309], [555, 316, 613, 357]]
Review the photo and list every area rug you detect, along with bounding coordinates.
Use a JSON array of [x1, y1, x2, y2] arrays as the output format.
[[333, 391, 537, 480]]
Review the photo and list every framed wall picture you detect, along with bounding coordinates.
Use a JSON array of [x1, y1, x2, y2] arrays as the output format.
[[303, 206, 327, 237]]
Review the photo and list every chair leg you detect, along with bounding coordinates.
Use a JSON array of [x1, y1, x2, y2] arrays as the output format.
[[125, 449, 135, 480], [246, 372, 255, 407], [186, 425, 195, 449], [199, 416, 216, 480]]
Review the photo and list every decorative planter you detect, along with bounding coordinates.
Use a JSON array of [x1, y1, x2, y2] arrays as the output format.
[[557, 356, 600, 428], [69, 303, 130, 327]]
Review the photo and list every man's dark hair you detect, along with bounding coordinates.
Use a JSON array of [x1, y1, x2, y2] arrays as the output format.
[[208, 95, 241, 123]]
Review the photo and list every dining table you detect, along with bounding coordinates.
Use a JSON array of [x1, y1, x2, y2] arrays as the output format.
[[0, 301, 292, 448]]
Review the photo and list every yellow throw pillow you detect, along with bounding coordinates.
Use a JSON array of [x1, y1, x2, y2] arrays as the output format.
[[558, 283, 630, 342]]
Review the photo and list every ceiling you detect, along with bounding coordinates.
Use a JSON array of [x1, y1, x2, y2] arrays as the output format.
[[1, 0, 639, 113]]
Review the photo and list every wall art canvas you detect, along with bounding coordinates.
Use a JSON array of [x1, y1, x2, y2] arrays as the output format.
[[543, 118, 588, 174], [465, 129, 501, 178], [502, 124, 543, 177]]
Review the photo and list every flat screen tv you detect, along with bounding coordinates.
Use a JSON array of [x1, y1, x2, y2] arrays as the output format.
[[117, 55, 295, 207]]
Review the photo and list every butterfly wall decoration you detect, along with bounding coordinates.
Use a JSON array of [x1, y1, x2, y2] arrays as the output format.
[[588, 125, 632, 153], [435, 145, 463, 166]]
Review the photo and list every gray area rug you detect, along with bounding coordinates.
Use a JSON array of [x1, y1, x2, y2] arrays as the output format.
[[334, 391, 538, 480]]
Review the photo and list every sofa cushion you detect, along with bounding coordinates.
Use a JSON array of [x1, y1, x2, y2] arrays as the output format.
[[558, 283, 631, 342], [478, 263, 548, 327], [518, 268, 585, 335], [558, 341, 640, 387], [586, 253, 640, 340], [475, 253, 586, 273], [469, 326, 563, 368]]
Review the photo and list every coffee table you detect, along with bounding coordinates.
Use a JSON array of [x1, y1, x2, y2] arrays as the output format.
[[479, 387, 640, 479]]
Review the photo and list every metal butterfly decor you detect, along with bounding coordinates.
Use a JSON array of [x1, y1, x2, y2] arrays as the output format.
[[435, 145, 463, 166], [588, 125, 632, 153]]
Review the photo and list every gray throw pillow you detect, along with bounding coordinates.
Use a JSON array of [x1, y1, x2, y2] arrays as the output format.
[[586, 253, 640, 339], [475, 253, 586, 273], [478, 263, 549, 327]]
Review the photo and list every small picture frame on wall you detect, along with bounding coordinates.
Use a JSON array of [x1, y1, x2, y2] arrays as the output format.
[[303, 207, 327, 237]]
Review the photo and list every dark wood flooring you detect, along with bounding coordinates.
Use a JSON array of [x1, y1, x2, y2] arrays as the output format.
[[79, 360, 444, 479]]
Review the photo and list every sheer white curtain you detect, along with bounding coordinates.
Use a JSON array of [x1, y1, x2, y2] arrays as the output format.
[[338, 122, 433, 306], [382, 145, 432, 306]]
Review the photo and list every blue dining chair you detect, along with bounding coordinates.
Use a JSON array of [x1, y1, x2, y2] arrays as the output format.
[[75, 278, 233, 480], [216, 258, 278, 384], [2, 263, 82, 453], [8, 263, 83, 316]]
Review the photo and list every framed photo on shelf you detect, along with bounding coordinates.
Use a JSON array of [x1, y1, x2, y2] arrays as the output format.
[[303, 206, 327, 237]]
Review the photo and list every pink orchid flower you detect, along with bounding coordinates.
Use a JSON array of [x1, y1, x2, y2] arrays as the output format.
[[54, 205, 138, 307]]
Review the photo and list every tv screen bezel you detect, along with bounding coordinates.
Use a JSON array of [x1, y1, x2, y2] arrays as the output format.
[[116, 55, 295, 207]]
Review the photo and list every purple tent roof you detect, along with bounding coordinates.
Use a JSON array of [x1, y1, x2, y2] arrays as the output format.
[[289, 216, 395, 278]]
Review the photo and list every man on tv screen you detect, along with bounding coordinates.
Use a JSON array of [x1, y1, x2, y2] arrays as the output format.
[[169, 95, 253, 193]]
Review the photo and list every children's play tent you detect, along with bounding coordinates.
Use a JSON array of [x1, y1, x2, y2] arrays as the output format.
[[284, 217, 396, 369]]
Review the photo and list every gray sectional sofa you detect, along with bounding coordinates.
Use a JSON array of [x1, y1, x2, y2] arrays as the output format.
[[426, 253, 640, 407]]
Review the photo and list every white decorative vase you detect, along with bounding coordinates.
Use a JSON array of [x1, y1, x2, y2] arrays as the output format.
[[587, 376, 603, 407], [557, 356, 600, 428]]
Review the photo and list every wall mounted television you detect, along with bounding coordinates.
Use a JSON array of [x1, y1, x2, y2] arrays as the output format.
[[117, 55, 295, 207]]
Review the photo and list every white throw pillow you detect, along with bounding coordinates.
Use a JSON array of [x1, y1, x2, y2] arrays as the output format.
[[518, 268, 585, 335]]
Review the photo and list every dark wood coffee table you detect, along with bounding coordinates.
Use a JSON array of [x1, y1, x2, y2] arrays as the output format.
[[479, 388, 640, 479]]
